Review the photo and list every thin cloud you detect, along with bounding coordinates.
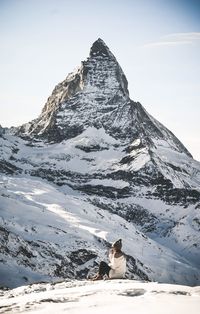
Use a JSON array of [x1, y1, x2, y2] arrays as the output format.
[[143, 32, 200, 48]]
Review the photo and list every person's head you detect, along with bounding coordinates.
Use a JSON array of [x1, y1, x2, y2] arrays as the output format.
[[112, 239, 122, 251]]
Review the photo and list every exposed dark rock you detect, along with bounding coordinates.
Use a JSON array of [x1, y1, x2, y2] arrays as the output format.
[[0, 39, 200, 288], [0, 160, 22, 174], [126, 255, 150, 281], [69, 249, 97, 266]]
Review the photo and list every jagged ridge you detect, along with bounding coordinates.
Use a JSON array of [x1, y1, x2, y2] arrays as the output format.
[[0, 39, 200, 288], [15, 39, 191, 157]]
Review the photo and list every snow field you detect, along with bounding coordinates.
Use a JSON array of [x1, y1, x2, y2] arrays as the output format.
[[0, 280, 200, 314]]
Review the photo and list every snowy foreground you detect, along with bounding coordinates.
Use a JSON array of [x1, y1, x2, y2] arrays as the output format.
[[0, 280, 200, 314]]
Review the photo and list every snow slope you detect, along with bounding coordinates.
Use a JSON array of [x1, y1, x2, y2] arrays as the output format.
[[0, 39, 200, 289], [0, 280, 199, 314], [0, 175, 199, 288]]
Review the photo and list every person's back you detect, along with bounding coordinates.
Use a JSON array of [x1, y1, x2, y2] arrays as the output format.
[[109, 249, 126, 279], [90, 238, 126, 280]]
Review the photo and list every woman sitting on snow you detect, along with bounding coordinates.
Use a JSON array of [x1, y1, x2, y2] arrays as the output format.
[[92, 239, 126, 280]]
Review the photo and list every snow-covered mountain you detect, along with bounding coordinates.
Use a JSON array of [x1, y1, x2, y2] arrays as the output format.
[[0, 39, 200, 288]]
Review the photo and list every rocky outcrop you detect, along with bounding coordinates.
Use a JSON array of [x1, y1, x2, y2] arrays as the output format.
[[1, 39, 200, 288], [15, 39, 191, 158]]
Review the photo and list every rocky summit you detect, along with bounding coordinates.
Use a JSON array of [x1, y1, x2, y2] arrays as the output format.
[[0, 39, 200, 288]]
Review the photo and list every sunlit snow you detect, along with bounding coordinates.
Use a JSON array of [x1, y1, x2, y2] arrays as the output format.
[[0, 280, 199, 314]]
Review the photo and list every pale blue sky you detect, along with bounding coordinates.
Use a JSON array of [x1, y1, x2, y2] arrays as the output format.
[[0, 0, 200, 160]]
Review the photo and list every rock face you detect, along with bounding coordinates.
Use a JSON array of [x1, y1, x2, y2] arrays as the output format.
[[15, 39, 199, 196], [0, 39, 200, 288], [16, 39, 191, 156], [17, 39, 129, 142]]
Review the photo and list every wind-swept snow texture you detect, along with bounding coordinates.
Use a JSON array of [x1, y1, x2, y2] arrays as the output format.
[[0, 39, 200, 288], [0, 280, 200, 314]]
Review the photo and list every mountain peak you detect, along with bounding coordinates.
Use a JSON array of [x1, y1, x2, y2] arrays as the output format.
[[15, 39, 192, 159], [90, 38, 115, 58]]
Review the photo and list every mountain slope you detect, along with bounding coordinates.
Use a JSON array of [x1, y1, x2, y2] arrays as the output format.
[[16, 39, 192, 157], [0, 39, 200, 288], [0, 175, 199, 288]]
